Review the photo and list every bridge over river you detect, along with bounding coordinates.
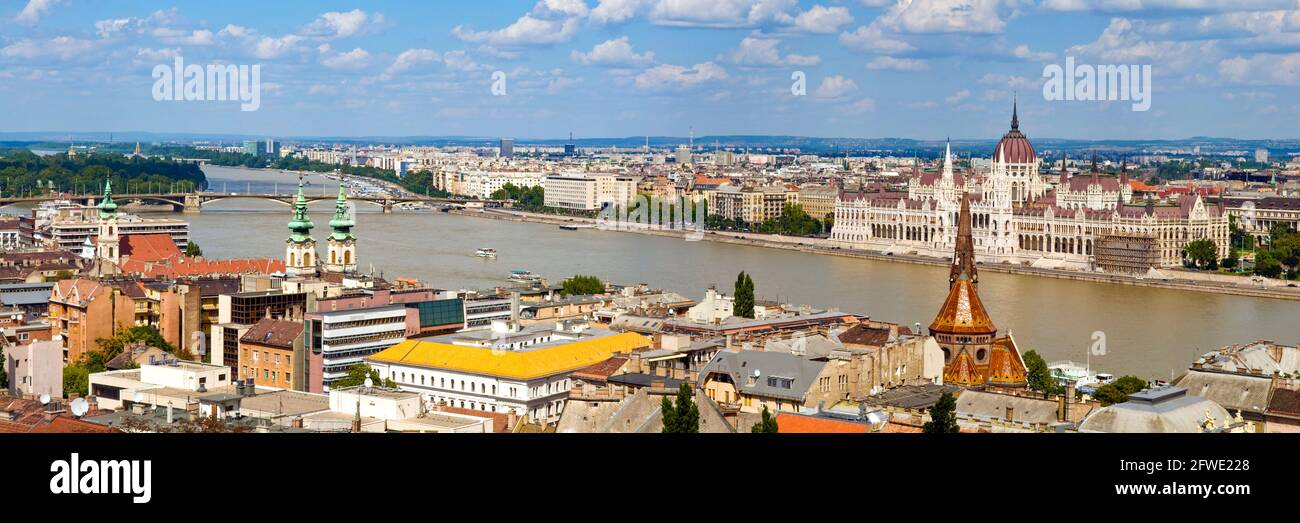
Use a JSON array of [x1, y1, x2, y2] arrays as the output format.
[[0, 192, 507, 213]]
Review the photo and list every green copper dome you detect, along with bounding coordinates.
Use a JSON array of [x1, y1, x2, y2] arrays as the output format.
[[97, 179, 118, 218], [287, 178, 314, 243], [328, 183, 354, 241]]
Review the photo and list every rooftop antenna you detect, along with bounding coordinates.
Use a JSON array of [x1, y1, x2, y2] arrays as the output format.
[[70, 397, 89, 417]]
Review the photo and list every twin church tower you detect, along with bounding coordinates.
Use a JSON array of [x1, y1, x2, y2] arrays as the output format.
[[286, 175, 357, 276]]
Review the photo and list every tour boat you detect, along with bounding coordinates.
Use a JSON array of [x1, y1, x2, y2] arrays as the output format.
[[475, 248, 497, 258], [506, 269, 542, 283]]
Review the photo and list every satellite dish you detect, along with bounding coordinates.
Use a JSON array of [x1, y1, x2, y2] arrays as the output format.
[[753, 369, 761, 378], [363, 377, 373, 389], [38, 393, 50, 405], [133, 391, 145, 403], [70, 398, 89, 417]]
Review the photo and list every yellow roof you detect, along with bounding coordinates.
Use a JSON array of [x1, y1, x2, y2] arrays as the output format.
[[367, 332, 652, 380]]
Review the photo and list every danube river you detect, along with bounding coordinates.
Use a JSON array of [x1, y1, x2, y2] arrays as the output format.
[[49, 165, 1300, 380]]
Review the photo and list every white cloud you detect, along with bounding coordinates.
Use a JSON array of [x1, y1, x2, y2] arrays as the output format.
[[385, 48, 441, 76], [813, 75, 859, 98], [724, 37, 820, 67], [635, 61, 728, 89], [865, 56, 929, 70], [135, 47, 181, 62], [533, 0, 591, 18], [15, 0, 60, 24], [571, 37, 655, 66], [444, 50, 490, 72], [839, 25, 915, 54], [321, 47, 372, 70], [302, 9, 385, 38], [792, 5, 853, 34], [873, 0, 1010, 35], [591, 0, 645, 24], [1219, 52, 1300, 85], [453, 15, 581, 46], [946, 88, 972, 103], [1067, 18, 1216, 73], [253, 35, 307, 59], [1041, 0, 1294, 14]]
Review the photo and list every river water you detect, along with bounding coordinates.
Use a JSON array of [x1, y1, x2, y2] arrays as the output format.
[[27, 165, 1300, 380]]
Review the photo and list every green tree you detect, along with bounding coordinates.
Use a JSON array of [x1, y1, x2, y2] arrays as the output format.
[[1113, 375, 1148, 395], [184, 240, 203, 257], [751, 405, 779, 433], [331, 363, 396, 389], [923, 392, 960, 433], [560, 275, 605, 296], [63, 365, 90, 397], [1222, 248, 1240, 270], [1023, 350, 1062, 398], [661, 382, 700, 433], [1182, 238, 1218, 269], [1094, 383, 1129, 406], [94, 325, 180, 365], [1253, 251, 1284, 278], [733, 271, 755, 319]]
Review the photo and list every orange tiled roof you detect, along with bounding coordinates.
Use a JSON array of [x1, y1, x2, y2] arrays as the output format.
[[944, 348, 985, 387], [120, 234, 182, 264], [928, 278, 996, 336], [775, 413, 870, 433], [985, 336, 1028, 387]]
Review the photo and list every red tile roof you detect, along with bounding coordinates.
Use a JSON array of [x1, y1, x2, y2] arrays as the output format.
[[120, 234, 182, 264], [439, 406, 513, 433], [775, 412, 870, 434], [240, 319, 304, 349]]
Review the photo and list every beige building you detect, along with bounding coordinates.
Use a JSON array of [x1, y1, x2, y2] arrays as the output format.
[[543, 174, 638, 211], [707, 185, 799, 224], [798, 185, 839, 221]]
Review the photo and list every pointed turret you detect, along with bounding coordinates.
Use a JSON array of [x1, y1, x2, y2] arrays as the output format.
[[949, 192, 977, 288], [1011, 92, 1019, 130], [1090, 151, 1100, 186], [285, 174, 318, 275], [325, 179, 358, 273], [97, 179, 118, 219]]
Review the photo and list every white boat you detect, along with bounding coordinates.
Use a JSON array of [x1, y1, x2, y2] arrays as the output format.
[[1048, 360, 1097, 387], [506, 269, 542, 283], [475, 248, 497, 258]]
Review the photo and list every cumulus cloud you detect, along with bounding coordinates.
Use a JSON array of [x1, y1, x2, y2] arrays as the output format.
[[846, 97, 877, 114], [453, 15, 581, 46], [1219, 52, 1300, 85], [1011, 44, 1055, 61], [873, 0, 1011, 35], [302, 9, 385, 38], [384, 48, 441, 77], [946, 88, 972, 103], [723, 37, 820, 67], [791, 5, 854, 34], [320, 47, 372, 70], [15, 0, 60, 24], [635, 61, 728, 89], [839, 24, 916, 54], [571, 37, 655, 66], [813, 75, 859, 98], [1, 36, 101, 60]]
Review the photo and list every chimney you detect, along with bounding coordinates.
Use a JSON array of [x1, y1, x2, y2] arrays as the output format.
[[166, 404, 174, 424], [1005, 406, 1014, 423], [350, 417, 361, 433], [507, 411, 519, 431], [290, 417, 304, 429]]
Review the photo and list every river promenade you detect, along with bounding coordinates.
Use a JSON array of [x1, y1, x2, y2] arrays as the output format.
[[450, 207, 1300, 302]]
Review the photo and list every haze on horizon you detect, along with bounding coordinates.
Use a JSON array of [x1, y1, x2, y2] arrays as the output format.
[[2, 1, 1299, 141]]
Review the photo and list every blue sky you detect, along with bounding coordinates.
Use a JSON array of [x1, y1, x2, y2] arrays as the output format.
[[2, 0, 1299, 140]]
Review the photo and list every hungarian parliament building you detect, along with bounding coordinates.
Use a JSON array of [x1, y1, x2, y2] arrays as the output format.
[[830, 105, 1229, 273]]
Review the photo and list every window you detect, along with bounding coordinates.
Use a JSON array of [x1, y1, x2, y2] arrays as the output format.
[[285, 373, 291, 383]]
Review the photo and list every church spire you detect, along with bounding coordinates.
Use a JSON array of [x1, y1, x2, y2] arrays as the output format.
[[329, 180, 354, 241], [97, 179, 118, 219], [950, 192, 977, 288], [1011, 93, 1019, 130], [287, 174, 314, 243]]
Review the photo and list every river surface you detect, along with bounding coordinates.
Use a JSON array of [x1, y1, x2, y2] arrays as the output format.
[[26, 165, 1300, 380]]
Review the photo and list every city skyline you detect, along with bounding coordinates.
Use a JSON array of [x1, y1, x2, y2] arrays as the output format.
[[3, 1, 1300, 140]]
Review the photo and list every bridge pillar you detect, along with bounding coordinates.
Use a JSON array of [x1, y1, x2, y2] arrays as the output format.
[[182, 193, 203, 214], [382, 200, 394, 214]]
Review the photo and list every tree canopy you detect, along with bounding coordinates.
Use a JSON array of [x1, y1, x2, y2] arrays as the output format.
[[560, 275, 605, 296], [923, 392, 960, 433], [661, 382, 700, 433], [331, 363, 397, 389], [733, 271, 755, 319], [751, 405, 779, 433], [1023, 350, 1062, 398]]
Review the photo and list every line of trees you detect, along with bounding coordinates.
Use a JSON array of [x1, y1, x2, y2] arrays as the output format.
[[489, 182, 545, 211], [0, 149, 206, 198]]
